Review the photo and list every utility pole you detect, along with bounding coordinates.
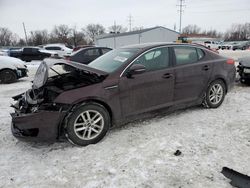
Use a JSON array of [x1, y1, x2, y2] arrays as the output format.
[[113, 21, 116, 48], [177, 0, 185, 33], [128, 14, 133, 31], [114, 20, 117, 33], [22, 22, 28, 45]]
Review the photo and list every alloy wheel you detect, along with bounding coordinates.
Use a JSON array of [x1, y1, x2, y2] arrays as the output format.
[[73, 110, 104, 140], [209, 84, 224, 105]]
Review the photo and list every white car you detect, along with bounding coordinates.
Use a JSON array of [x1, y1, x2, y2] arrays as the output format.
[[0, 56, 28, 84], [43, 44, 72, 57], [0, 49, 8, 56], [204, 41, 222, 49]]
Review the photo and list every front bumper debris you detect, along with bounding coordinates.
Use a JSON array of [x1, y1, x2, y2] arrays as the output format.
[[16, 68, 28, 78], [237, 65, 250, 81], [11, 110, 66, 142]]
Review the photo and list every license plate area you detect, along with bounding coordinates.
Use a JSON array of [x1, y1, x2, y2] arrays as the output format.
[[244, 68, 250, 73]]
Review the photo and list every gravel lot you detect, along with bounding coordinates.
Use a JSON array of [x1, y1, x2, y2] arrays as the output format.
[[0, 50, 250, 188]]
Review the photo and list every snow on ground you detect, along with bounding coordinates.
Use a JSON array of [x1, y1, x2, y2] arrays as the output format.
[[0, 51, 250, 188], [219, 49, 250, 60]]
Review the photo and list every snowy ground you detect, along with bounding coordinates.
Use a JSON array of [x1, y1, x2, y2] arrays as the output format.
[[0, 51, 250, 188]]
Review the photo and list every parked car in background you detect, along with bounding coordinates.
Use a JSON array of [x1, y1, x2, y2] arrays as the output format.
[[0, 50, 8, 56], [0, 47, 22, 56], [231, 41, 250, 50], [11, 43, 236, 146], [221, 42, 232, 50], [9, 47, 56, 62], [73, 45, 94, 52], [237, 56, 250, 84], [220, 41, 250, 50], [43, 43, 73, 57], [204, 41, 222, 49], [0, 56, 28, 83], [68, 47, 112, 64]]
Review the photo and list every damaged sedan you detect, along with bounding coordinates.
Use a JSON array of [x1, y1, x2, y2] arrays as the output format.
[[11, 43, 236, 146], [237, 56, 250, 84]]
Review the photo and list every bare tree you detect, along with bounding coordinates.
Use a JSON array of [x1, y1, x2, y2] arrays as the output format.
[[224, 23, 250, 41], [70, 26, 87, 47], [17, 39, 26, 46], [50, 24, 72, 44], [132, 26, 144, 31], [83, 24, 105, 43], [182, 24, 201, 35], [0, 27, 16, 46], [200, 29, 222, 38], [29, 30, 49, 46], [108, 24, 127, 33]]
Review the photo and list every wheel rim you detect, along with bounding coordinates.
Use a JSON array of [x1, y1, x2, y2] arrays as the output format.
[[0, 71, 14, 83], [209, 84, 223, 105], [73, 110, 104, 140]]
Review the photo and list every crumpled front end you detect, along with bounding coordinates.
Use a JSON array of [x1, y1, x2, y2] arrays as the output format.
[[11, 110, 65, 141], [10, 59, 107, 142], [237, 63, 250, 82], [11, 90, 68, 142]]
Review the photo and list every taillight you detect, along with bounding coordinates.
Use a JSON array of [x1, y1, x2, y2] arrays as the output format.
[[227, 59, 235, 65]]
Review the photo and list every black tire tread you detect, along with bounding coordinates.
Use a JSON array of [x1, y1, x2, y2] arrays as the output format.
[[202, 79, 226, 108]]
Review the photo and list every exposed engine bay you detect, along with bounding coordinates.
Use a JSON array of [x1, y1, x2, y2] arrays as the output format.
[[12, 60, 107, 114]]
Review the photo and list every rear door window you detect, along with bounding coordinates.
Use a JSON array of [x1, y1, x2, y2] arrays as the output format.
[[45, 46, 62, 50], [173, 46, 199, 65], [85, 49, 100, 56]]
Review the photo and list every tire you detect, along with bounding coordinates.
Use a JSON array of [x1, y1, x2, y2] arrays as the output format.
[[0, 69, 17, 84], [203, 80, 226, 108], [240, 78, 245, 84], [65, 103, 110, 146]]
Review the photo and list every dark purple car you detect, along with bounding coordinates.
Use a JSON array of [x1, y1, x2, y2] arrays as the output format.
[[11, 43, 236, 146]]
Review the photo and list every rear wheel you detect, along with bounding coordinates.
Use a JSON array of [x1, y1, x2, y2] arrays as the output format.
[[0, 69, 17, 84], [203, 80, 226, 108], [65, 103, 110, 146]]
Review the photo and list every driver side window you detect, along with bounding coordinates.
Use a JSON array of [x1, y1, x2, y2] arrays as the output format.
[[134, 47, 169, 72]]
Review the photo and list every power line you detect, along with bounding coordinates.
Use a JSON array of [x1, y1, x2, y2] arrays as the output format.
[[177, 0, 186, 33]]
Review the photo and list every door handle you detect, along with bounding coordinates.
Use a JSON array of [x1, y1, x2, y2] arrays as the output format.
[[202, 65, 210, 71], [162, 73, 173, 79]]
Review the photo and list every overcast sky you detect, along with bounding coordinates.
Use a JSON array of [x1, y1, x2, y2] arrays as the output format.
[[0, 0, 250, 38]]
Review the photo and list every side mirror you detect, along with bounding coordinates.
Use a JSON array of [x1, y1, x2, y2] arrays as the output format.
[[127, 64, 146, 78]]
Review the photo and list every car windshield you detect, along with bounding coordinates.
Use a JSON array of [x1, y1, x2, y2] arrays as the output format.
[[88, 48, 140, 73]]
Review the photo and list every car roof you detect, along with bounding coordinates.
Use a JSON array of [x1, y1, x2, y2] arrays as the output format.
[[83, 46, 112, 49], [77, 46, 112, 51], [120, 42, 207, 50]]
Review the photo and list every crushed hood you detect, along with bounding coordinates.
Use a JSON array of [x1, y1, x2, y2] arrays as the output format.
[[44, 58, 108, 76], [33, 58, 108, 89]]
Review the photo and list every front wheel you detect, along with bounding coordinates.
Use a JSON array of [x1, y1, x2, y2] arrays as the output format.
[[65, 103, 110, 146], [0, 69, 17, 84], [203, 80, 226, 108]]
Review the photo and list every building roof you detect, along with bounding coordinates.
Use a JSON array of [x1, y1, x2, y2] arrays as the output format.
[[96, 26, 179, 40]]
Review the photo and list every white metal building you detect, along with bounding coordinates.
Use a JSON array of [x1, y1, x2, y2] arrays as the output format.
[[95, 26, 179, 49]]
